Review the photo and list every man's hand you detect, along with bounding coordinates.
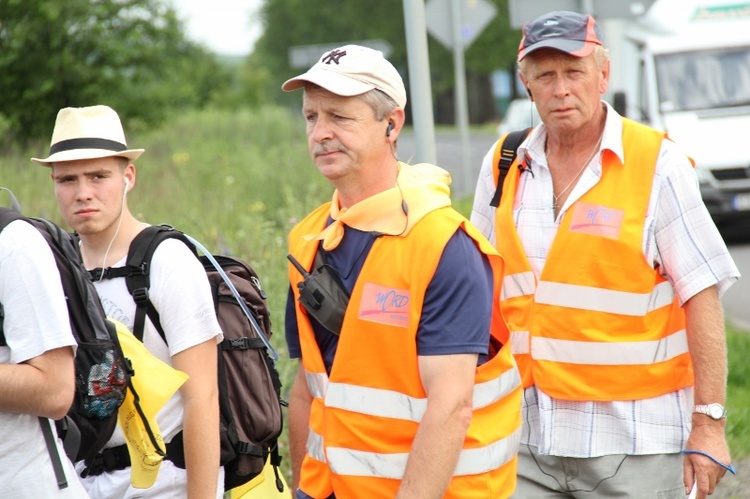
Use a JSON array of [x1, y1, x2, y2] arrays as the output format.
[[683, 418, 731, 498]]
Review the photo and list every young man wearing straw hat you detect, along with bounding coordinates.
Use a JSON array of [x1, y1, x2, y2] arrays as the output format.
[[34, 105, 224, 498]]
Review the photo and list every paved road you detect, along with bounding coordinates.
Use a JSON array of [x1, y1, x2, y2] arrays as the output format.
[[399, 129, 750, 328], [713, 455, 748, 498]]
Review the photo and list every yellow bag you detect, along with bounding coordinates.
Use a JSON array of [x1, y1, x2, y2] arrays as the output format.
[[113, 319, 188, 488], [226, 456, 289, 499]]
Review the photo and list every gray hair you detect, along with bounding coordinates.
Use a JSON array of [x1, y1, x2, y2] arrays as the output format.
[[359, 89, 399, 121]]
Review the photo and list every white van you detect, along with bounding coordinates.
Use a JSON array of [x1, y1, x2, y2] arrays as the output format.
[[605, 0, 750, 226]]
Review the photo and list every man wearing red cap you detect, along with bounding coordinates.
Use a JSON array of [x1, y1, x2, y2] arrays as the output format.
[[471, 10, 739, 498]]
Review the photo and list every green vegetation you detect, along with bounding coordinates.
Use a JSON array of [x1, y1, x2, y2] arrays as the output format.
[[726, 325, 750, 460], [1, 0, 522, 145], [452, 195, 475, 219], [0, 0, 234, 142], [253, 0, 521, 123]]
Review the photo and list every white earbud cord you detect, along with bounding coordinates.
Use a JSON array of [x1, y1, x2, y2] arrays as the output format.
[[98, 186, 127, 282]]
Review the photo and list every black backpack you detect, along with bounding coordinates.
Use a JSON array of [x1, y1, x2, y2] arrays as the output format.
[[90, 224, 285, 492], [0, 189, 131, 489]]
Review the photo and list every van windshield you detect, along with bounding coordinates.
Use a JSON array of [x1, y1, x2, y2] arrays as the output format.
[[655, 46, 750, 112]]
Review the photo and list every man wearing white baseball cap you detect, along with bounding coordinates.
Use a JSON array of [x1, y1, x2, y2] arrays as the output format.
[[283, 45, 522, 498], [36, 105, 224, 498], [282, 44, 407, 108]]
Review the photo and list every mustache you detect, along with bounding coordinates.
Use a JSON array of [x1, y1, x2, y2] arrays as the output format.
[[312, 141, 346, 157]]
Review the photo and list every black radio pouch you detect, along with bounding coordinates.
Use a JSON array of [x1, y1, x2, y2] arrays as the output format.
[[287, 251, 350, 336]]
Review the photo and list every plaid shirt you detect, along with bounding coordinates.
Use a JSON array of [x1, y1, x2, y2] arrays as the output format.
[[471, 102, 739, 457]]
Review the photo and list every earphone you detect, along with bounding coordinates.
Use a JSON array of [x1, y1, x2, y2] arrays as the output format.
[[386, 122, 394, 137], [526, 87, 533, 100], [100, 176, 129, 281]]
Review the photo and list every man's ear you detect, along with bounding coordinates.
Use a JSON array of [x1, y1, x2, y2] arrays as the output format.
[[385, 108, 406, 140], [519, 71, 533, 101], [599, 59, 611, 95]]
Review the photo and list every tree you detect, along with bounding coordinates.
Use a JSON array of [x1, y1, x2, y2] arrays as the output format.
[[252, 0, 408, 108], [251, 0, 521, 123], [0, 0, 228, 142]]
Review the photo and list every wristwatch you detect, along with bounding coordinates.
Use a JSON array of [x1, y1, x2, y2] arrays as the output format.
[[693, 403, 727, 420]]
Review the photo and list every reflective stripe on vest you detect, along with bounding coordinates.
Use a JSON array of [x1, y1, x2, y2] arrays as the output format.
[[306, 371, 328, 400], [510, 330, 530, 355], [535, 280, 675, 316], [532, 329, 688, 365], [302, 366, 522, 478], [325, 426, 522, 479], [322, 365, 521, 422], [502, 271, 536, 301], [306, 428, 326, 463]]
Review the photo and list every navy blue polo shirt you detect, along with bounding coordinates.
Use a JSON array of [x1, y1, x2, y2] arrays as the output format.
[[285, 224, 493, 374]]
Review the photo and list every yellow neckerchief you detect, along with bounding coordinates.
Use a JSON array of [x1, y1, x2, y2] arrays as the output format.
[[306, 162, 453, 251]]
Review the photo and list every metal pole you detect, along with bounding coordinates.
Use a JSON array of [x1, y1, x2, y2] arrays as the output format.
[[403, 0, 437, 165], [451, 0, 472, 196]]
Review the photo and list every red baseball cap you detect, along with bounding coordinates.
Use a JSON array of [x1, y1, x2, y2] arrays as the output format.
[[518, 11, 603, 61]]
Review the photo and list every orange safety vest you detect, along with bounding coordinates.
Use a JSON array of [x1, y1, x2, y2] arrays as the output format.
[[289, 204, 522, 498], [493, 118, 693, 400]]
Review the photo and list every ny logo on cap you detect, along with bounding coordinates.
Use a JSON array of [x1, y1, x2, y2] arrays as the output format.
[[322, 49, 347, 65]]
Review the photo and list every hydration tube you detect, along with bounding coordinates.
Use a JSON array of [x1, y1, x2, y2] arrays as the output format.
[[184, 234, 279, 361]]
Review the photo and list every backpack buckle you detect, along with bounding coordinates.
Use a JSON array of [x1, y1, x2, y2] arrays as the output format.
[[230, 337, 251, 350], [133, 287, 149, 305]]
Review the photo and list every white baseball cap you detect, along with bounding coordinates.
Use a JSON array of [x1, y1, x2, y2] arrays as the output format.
[[282, 44, 407, 108]]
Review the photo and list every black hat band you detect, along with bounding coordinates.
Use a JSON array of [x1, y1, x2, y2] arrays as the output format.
[[49, 137, 127, 155]]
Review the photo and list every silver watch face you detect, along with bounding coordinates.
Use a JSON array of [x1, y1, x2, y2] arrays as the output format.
[[708, 403, 726, 419]]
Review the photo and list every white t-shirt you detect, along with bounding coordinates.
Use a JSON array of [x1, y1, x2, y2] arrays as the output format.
[[80, 235, 224, 498], [0, 219, 89, 498]]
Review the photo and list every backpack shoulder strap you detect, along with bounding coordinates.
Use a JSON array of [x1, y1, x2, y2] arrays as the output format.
[[489, 127, 533, 208], [122, 225, 196, 342], [0, 206, 24, 231]]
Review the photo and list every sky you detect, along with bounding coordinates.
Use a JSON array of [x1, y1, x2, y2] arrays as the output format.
[[169, 0, 263, 56]]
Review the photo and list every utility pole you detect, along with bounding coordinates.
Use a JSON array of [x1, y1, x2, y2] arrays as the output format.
[[402, 0, 437, 165]]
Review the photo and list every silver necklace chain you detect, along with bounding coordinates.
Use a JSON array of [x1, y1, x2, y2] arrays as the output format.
[[550, 133, 603, 211]]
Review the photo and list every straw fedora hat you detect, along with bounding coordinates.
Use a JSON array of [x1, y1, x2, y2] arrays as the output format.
[[32, 105, 144, 166]]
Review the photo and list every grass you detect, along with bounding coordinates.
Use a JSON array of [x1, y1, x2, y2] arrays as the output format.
[[3, 105, 749, 479], [726, 326, 750, 460]]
